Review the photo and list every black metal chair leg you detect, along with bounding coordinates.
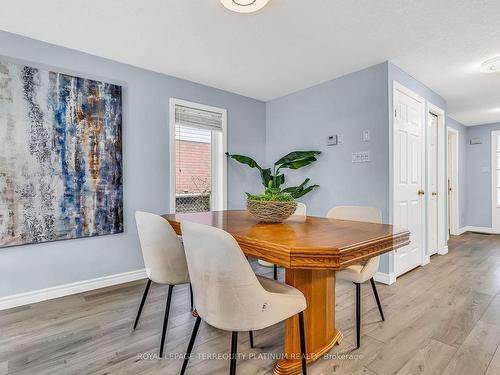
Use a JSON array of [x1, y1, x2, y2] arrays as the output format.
[[249, 331, 254, 348], [189, 283, 194, 312], [355, 282, 361, 349], [159, 285, 174, 358], [230, 331, 238, 375], [298, 311, 307, 375], [273, 264, 278, 280], [370, 278, 385, 321], [133, 279, 151, 330], [180, 316, 201, 375]]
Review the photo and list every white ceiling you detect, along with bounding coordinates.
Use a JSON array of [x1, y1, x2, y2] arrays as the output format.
[[1, 0, 499, 126]]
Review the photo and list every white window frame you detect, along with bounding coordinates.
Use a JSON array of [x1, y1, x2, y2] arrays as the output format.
[[169, 98, 227, 213]]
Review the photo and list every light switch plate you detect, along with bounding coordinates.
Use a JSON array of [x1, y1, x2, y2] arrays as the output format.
[[352, 151, 370, 163], [362, 130, 370, 142]]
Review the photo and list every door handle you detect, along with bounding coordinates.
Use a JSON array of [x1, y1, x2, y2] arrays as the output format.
[[418, 190, 425, 196]]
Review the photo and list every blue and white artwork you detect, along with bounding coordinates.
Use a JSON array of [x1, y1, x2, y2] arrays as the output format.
[[0, 60, 123, 248]]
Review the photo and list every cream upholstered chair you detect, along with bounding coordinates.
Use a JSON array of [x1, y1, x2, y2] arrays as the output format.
[[326, 206, 385, 348], [294, 202, 307, 217], [260, 202, 307, 280], [134, 211, 192, 358], [180, 220, 308, 375]]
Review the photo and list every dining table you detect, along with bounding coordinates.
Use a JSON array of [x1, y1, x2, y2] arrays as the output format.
[[163, 209, 410, 375]]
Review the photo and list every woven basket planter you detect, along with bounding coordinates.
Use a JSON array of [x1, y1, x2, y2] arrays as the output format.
[[247, 199, 297, 223]]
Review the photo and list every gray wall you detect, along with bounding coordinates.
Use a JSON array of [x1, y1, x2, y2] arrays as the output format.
[[465, 122, 500, 227], [266, 63, 390, 220], [446, 117, 468, 228], [266, 63, 394, 274], [0, 31, 266, 298], [265, 62, 448, 275]]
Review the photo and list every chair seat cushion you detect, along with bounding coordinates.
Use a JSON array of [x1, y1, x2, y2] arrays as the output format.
[[337, 264, 371, 284], [257, 276, 305, 298]]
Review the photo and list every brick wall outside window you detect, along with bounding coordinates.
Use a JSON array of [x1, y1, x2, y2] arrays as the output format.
[[175, 140, 211, 194]]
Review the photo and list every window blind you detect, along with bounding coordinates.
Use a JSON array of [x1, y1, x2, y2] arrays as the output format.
[[174, 104, 223, 132]]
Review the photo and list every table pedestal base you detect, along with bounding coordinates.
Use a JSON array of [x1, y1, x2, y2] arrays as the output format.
[[274, 269, 343, 375]]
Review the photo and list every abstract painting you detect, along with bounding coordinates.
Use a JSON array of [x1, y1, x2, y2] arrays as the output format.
[[0, 60, 123, 248]]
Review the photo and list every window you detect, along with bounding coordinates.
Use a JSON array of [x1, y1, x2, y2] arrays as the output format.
[[169, 99, 227, 213]]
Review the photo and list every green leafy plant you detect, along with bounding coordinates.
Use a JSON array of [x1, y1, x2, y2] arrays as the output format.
[[246, 192, 295, 202], [226, 150, 321, 199]]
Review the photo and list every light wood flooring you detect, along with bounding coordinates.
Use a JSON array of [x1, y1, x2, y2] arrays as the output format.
[[2, 233, 500, 374]]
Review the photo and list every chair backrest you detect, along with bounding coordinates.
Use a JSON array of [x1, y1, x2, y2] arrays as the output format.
[[181, 220, 270, 331], [326, 205, 382, 223], [294, 202, 307, 216], [326, 206, 382, 277], [135, 211, 189, 285]]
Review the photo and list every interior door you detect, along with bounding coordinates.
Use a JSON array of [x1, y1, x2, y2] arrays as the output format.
[[393, 84, 425, 277], [427, 113, 438, 255], [447, 130, 456, 235]]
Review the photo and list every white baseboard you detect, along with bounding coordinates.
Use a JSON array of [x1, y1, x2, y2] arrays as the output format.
[[374, 271, 396, 285], [460, 226, 500, 234], [0, 269, 147, 311], [438, 246, 448, 255], [455, 227, 468, 235], [422, 255, 431, 266]]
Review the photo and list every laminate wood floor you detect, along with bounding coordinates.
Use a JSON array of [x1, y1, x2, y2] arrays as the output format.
[[2, 233, 500, 375]]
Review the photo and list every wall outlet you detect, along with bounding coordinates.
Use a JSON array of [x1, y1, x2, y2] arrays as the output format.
[[338, 134, 344, 145], [352, 151, 370, 163]]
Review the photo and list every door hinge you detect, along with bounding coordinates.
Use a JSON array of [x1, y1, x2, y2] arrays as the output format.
[[394, 109, 397, 118]]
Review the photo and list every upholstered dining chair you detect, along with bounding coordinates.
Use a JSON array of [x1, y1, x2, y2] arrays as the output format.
[[134, 211, 192, 358], [260, 202, 307, 280], [326, 206, 385, 348], [180, 220, 308, 375]]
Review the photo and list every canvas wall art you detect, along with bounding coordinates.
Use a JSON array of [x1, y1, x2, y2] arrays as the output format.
[[0, 60, 123, 248]]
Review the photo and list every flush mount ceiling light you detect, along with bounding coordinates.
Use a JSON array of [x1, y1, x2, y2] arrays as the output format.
[[220, 0, 270, 13], [480, 56, 500, 73]]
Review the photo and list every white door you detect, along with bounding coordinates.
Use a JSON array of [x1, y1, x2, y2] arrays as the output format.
[[427, 113, 438, 255], [393, 83, 425, 277], [447, 128, 459, 235]]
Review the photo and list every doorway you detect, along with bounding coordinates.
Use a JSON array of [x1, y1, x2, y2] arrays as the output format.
[[426, 103, 446, 257], [447, 127, 459, 235], [427, 113, 439, 255], [491, 131, 500, 232]]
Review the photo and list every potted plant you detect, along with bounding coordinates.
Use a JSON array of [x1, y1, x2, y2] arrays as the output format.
[[226, 151, 321, 222]]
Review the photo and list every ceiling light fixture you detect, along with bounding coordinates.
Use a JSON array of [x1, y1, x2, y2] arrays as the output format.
[[220, 0, 270, 13], [480, 56, 500, 73]]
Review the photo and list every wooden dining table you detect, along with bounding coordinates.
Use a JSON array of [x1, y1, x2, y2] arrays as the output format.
[[163, 210, 410, 375]]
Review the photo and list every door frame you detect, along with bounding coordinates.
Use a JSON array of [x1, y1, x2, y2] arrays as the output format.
[[426, 102, 447, 257], [491, 130, 500, 232], [392, 81, 427, 276], [169, 98, 227, 214], [447, 127, 460, 236]]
